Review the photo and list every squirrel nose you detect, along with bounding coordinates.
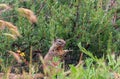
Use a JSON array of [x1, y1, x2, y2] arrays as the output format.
[[64, 41, 66, 45], [63, 42, 66, 46]]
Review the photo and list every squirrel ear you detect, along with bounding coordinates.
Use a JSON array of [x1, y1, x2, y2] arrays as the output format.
[[53, 37, 58, 42], [52, 38, 57, 44], [53, 39, 56, 42]]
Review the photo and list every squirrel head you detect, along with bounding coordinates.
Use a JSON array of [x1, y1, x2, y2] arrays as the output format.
[[53, 39, 66, 48]]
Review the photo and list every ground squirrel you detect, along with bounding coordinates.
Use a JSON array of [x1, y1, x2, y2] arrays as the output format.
[[43, 39, 70, 69]]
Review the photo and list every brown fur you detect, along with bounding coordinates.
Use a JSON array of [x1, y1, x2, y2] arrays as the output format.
[[43, 39, 68, 68]]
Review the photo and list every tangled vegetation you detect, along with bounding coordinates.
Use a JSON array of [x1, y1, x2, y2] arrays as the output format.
[[0, 0, 120, 79]]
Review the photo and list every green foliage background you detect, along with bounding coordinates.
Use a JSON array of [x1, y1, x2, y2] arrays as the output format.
[[0, 0, 120, 76]]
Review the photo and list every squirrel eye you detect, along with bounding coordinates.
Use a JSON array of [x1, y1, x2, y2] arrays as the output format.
[[58, 40, 61, 42]]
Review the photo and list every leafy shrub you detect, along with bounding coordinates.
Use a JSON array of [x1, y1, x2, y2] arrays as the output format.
[[0, 0, 120, 78]]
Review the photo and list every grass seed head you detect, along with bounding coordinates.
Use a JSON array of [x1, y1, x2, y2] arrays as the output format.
[[18, 8, 37, 24], [0, 4, 11, 14], [29, 15, 37, 24], [8, 51, 22, 63], [3, 33, 17, 40], [5, 21, 17, 30], [9, 28, 21, 37], [0, 20, 22, 38], [0, 4, 10, 10], [0, 20, 5, 30]]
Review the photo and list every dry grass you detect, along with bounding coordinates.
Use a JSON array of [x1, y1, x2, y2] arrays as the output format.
[[8, 51, 22, 64], [0, 4, 10, 10], [18, 8, 37, 24], [0, 20, 21, 39], [0, 4, 11, 15], [0, 20, 5, 30], [0, 72, 44, 79]]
